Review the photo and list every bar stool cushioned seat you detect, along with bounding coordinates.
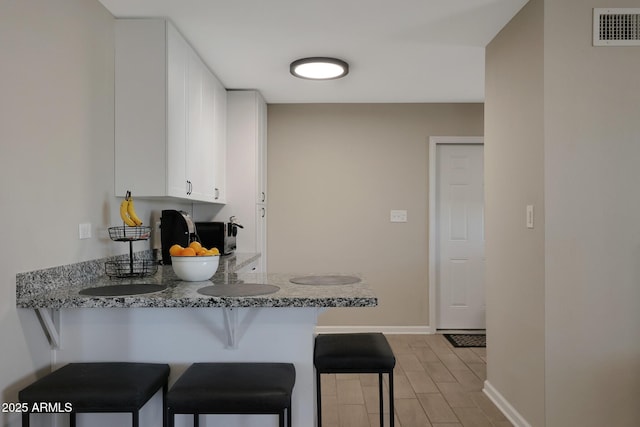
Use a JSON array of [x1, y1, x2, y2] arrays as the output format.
[[167, 363, 295, 427], [314, 333, 396, 427], [19, 362, 170, 427]]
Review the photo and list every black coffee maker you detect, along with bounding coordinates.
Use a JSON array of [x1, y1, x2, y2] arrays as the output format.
[[160, 210, 198, 264]]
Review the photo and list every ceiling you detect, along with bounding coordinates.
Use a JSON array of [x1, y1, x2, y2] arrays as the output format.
[[98, 0, 528, 104]]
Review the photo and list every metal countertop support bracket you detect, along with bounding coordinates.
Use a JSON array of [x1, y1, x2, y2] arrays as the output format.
[[223, 308, 238, 349], [36, 308, 60, 350], [222, 308, 261, 349], [32, 306, 258, 351]]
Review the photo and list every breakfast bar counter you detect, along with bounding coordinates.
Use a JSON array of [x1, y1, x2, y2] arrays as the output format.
[[15, 253, 378, 427], [16, 253, 377, 309]]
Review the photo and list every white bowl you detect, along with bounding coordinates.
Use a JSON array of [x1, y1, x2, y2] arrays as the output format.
[[171, 255, 220, 281]]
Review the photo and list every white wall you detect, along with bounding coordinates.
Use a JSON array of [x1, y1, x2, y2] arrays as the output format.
[[0, 2, 204, 425], [0, 2, 116, 425], [485, 0, 640, 425]]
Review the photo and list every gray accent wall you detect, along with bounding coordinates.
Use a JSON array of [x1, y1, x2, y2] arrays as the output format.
[[267, 103, 484, 327], [486, 0, 640, 425], [485, 0, 545, 425]]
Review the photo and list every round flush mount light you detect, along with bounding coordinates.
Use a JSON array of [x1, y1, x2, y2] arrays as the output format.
[[290, 57, 349, 80]]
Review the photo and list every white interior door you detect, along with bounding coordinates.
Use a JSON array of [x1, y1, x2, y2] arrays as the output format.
[[436, 144, 485, 329]]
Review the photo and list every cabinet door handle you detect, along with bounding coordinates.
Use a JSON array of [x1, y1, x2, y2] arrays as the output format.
[[186, 180, 192, 195], [214, 188, 219, 200], [261, 191, 265, 202], [261, 207, 265, 218]]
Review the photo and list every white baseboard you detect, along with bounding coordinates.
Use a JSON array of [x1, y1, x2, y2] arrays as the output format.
[[314, 325, 434, 334], [483, 380, 532, 427]]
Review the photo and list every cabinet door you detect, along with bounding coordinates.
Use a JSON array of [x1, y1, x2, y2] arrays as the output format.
[[115, 19, 168, 198], [166, 23, 189, 198], [256, 203, 267, 272], [200, 64, 217, 202], [212, 76, 227, 203], [186, 50, 210, 201], [185, 50, 225, 203], [256, 93, 267, 205]]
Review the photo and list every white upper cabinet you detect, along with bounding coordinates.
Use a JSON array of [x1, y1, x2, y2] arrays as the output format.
[[226, 90, 267, 271], [115, 19, 226, 203]]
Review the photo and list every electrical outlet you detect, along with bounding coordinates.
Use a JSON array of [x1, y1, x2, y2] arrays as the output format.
[[79, 223, 92, 239], [390, 210, 408, 223]]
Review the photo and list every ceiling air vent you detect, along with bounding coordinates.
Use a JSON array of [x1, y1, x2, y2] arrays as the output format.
[[593, 8, 640, 46]]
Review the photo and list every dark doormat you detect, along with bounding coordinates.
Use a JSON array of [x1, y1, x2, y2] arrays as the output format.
[[443, 334, 486, 348]]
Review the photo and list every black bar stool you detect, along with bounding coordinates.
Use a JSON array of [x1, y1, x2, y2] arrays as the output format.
[[166, 362, 296, 427], [314, 333, 396, 427], [19, 362, 170, 427]]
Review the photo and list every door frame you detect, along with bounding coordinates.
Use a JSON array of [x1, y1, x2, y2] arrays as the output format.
[[428, 136, 484, 330]]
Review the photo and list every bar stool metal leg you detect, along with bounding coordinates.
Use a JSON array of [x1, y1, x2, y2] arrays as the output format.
[[379, 372, 384, 427], [316, 370, 322, 427], [162, 381, 168, 427], [389, 371, 395, 427]]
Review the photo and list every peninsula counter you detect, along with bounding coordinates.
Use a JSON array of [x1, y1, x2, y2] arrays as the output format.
[[15, 253, 377, 427]]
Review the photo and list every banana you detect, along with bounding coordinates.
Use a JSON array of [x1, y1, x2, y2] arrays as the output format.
[[119, 198, 137, 226], [126, 194, 143, 226]]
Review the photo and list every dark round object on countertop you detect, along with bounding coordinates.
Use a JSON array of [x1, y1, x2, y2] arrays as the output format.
[[289, 275, 361, 285], [197, 283, 280, 297], [79, 284, 166, 296]]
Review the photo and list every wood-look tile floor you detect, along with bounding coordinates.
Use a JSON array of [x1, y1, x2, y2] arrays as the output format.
[[319, 334, 512, 427]]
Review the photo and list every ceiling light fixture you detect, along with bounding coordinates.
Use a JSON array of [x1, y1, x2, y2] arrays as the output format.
[[290, 57, 349, 80]]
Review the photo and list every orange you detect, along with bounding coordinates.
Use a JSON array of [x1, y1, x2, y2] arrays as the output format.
[[209, 247, 220, 256], [169, 244, 184, 256], [196, 248, 208, 256], [188, 241, 202, 251], [179, 247, 196, 256]]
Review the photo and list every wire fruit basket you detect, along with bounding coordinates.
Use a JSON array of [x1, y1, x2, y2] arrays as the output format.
[[108, 226, 151, 241], [105, 259, 157, 278], [106, 225, 157, 278]]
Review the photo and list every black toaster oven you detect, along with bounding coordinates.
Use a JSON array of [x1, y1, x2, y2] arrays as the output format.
[[195, 221, 238, 255]]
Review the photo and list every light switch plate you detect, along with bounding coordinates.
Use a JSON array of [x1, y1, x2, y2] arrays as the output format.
[[390, 210, 408, 223], [526, 205, 534, 229]]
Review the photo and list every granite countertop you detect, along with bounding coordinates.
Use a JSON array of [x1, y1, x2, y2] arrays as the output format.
[[16, 253, 377, 309]]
